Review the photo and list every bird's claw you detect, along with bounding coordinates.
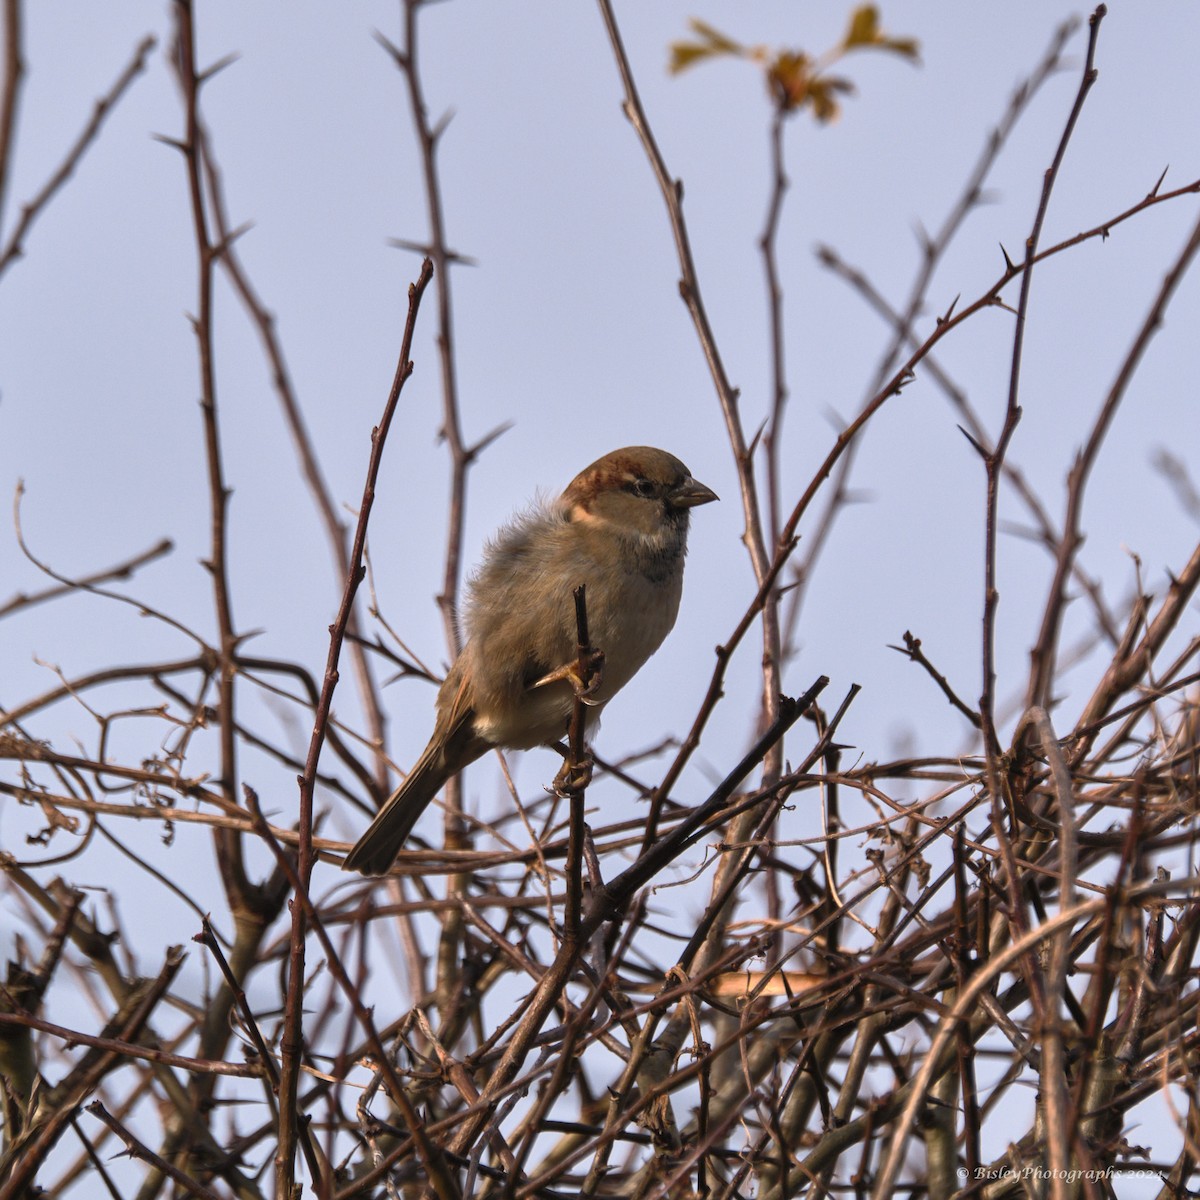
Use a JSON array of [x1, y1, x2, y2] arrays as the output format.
[[531, 650, 605, 706], [553, 754, 594, 795]]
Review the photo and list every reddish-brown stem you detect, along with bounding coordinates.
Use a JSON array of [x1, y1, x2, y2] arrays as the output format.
[[279, 258, 434, 1196], [979, 6, 1105, 769]]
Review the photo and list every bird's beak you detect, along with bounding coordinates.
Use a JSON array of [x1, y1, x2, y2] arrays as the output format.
[[669, 476, 719, 509]]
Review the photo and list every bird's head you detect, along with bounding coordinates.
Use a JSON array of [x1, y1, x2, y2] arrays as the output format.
[[561, 446, 718, 547]]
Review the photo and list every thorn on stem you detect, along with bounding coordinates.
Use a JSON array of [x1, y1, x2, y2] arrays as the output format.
[[957, 425, 988, 460]]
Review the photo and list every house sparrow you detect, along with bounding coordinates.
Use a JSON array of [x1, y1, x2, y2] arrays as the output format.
[[342, 446, 717, 875]]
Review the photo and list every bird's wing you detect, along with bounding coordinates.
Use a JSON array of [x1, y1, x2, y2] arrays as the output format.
[[437, 662, 477, 739]]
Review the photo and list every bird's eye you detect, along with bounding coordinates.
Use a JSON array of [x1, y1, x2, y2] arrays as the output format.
[[625, 478, 657, 499]]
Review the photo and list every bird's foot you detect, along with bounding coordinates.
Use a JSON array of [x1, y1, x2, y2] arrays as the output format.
[[531, 650, 605, 706], [553, 753, 594, 795]]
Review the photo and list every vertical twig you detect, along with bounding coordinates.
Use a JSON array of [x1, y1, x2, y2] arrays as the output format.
[[562, 584, 598, 948], [0, 0, 23, 232], [1026, 205, 1200, 710], [760, 105, 790, 552], [245, 783, 459, 1200], [1027, 707, 1077, 1198], [594, 0, 782, 815], [979, 6, 1105, 766], [398, 0, 470, 655], [198, 144, 391, 795], [172, 0, 245, 894], [277, 258, 434, 1197], [379, 1, 487, 1053]]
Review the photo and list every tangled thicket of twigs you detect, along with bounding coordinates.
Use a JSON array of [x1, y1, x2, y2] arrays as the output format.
[[3, 3, 1200, 1198]]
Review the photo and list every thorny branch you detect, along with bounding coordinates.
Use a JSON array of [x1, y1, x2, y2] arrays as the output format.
[[0, 24, 156, 281], [278, 256, 435, 1197], [3, 5, 1200, 1199]]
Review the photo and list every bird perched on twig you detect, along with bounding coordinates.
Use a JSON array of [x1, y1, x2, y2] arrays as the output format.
[[342, 446, 718, 875]]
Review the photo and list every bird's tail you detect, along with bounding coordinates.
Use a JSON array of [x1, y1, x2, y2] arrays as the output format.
[[342, 752, 448, 875]]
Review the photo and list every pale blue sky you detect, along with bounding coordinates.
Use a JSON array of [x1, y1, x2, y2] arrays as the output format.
[[4, 2, 1198, 845], [4, 2, 1200, 1190]]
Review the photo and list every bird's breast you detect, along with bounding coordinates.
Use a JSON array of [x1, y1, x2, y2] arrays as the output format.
[[583, 559, 684, 698], [463, 513, 689, 751]]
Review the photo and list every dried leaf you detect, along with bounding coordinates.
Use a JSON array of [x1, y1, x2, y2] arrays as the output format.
[[669, 41, 718, 74], [688, 18, 743, 55], [844, 4, 882, 47], [767, 50, 811, 112], [672, 8, 917, 120], [808, 75, 856, 123], [843, 4, 921, 61], [668, 18, 747, 75]]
